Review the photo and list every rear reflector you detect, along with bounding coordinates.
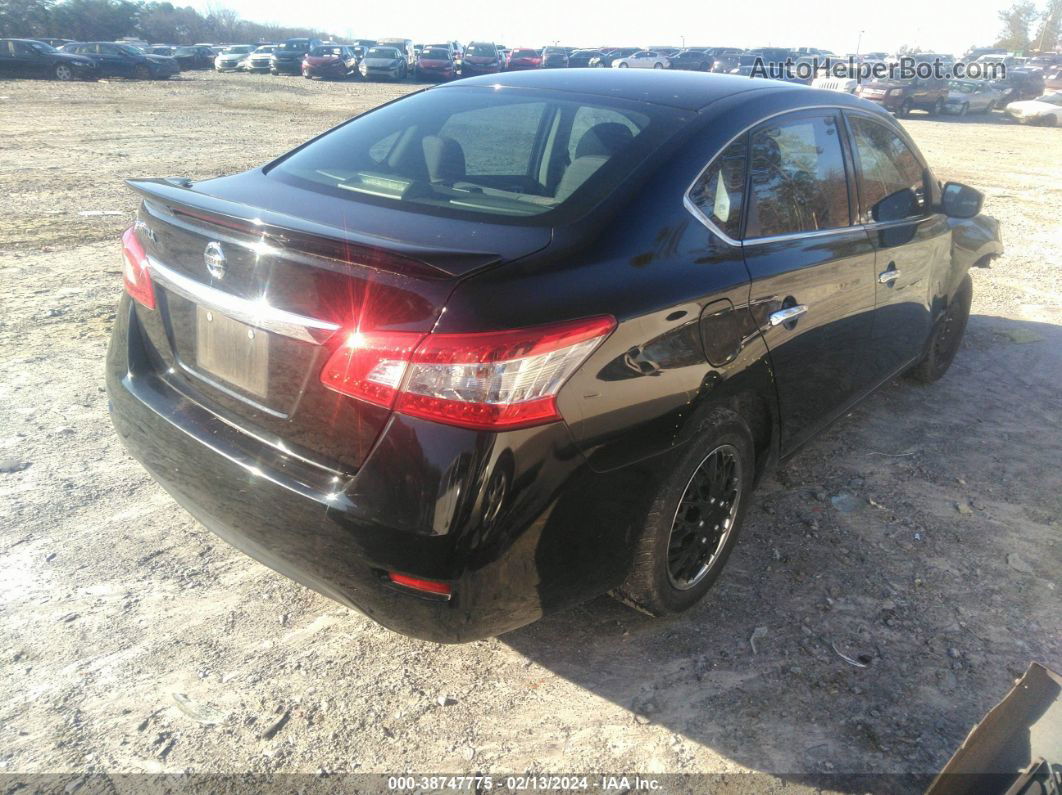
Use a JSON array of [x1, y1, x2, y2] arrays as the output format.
[[387, 572, 452, 596], [121, 226, 155, 309], [320, 316, 616, 431]]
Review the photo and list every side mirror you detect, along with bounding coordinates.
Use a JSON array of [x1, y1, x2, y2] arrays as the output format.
[[940, 182, 983, 219]]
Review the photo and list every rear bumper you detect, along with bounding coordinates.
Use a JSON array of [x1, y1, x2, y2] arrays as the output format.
[[106, 298, 635, 641], [271, 60, 302, 73]]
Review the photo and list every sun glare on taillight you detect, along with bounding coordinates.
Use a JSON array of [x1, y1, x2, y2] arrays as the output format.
[[121, 226, 155, 309], [387, 572, 452, 597], [320, 316, 615, 431]]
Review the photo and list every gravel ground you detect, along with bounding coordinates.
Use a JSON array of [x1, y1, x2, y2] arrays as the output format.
[[0, 71, 1059, 790]]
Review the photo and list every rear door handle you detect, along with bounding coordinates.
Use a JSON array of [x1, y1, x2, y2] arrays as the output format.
[[879, 269, 901, 285], [769, 305, 808, 327]]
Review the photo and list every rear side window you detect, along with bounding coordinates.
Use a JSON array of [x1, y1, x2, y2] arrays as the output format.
[[745, 114, 850, 238], [846, 116, 927, 223], [689, 138, 747, 240], [270, 87, 678, 224]]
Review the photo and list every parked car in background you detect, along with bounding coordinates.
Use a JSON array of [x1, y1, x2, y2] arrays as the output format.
[[811, 65, 859, 94], [244, 45, 274, 72], [1028, 54, 1062, 71], [612, 50, 670, 69], [1005, 92, 1062, 125], [588, 48, 637, 68], [667, 49, 714, 71], [1045, 67, 1062, 91], [302, 44, 358, 80], [63, 41, 178, 79], [943, 80, 1003, 115], [359, 46, 407, 80], [148, 45, 176, 57], [506, 47, 542, 70], [856, 74, 948, 116], [377, 38, 416, 69], [993, 69, 1046, 103], [0, 38, 97, 80], [415, 46, 456, 81], [352, 39, 376, 60], [567, 49, 603, 68], [460, 42, 502, 76], [172, 45, 214, 70], [962, 46, 1007, 63], [109, 70, 1001, 643], [711, 51, 745, 73], [542, 47, 569, 68], [271, 38, 320, 75], [215, 44, 253, 71]]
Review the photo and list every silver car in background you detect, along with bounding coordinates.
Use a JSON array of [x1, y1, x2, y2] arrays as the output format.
[[243, 45, 275, 72], [943, 80, 1004, 115], [215, 44, 254, 71]]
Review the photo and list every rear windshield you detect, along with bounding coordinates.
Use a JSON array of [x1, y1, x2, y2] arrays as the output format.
[[310, 46, 343, 56], [269, 86, 683, 224], [422, 48, 451, 59], [366, 48, 399, 58], [465, 44, 495, 56], [278, 40, 309, 50], [512, 49, 538, 58]]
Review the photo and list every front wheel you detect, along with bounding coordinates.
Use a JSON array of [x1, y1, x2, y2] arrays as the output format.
[[907, 274, 972, 383], [134, 64, 152, 80], [653, 62, 663, 69], [617, 62, 628, 68], [898, 98, 913, 118], [54, 63, 74, 81], [614, 409, 754, 616]]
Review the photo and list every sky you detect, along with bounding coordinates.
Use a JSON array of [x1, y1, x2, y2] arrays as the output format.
[[187, 0, 1019, 56]]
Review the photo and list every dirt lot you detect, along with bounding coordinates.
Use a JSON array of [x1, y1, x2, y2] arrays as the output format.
[[0, 70, 1060, 789]]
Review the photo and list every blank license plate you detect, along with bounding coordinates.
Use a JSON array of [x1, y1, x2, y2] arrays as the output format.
[[195, 306, 269, 398]]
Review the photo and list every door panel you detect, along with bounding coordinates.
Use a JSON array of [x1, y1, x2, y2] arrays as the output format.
[[845, 113, 947, 377], [745, 229, 877, 452], [741, 111, 877, 453]]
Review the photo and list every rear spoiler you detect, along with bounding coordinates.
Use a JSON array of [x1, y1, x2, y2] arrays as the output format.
[[126, 178, 501, 279]]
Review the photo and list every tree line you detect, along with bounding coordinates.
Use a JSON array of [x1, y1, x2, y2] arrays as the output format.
[[0, 0, 335, 44], [995, 0, 1060, 52]]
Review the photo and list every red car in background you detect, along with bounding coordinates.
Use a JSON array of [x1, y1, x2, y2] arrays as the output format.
[[461, 41, 502, 77], [415, 46, 456, 81], [302, 45, 358, 79], [506, 47, 542, 70]]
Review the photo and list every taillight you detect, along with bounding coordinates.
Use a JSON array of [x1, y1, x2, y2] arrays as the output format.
[[320, 316, 615, 431], [387, 572, 451, 597], [121, 226, 155, 309]]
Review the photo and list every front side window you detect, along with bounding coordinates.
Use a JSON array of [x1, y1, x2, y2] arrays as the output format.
[[847, 115, 927, 223], [745, 114, 850, 238], [689, 138, 747, 240], [270, 87, 676, 223]]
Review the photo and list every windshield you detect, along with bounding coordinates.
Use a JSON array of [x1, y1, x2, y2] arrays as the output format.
[[512, 49, 537, 58], [422, 49, 450, 59], [118, 45, 142, 56], [175, 47, 197, 55], [310, 46, 343, 56], [366, 48, 398, 58], [269, 86, 681, 224], [278, 40, 309, 51], [253, 46, 273, 53], [224, 46, 252, 54], [544, 48, 565, 55], [29, 41, 58, 54], [465, 44, 495, 56]]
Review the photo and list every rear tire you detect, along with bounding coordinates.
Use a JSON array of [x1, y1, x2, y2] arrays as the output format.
[[618, 62, 628, 68], [614, 408, 754, 616], [134, 64, 152, 80], [907, 274, 972, 383], [899, 98, 913, 118], [54, 63, 74, 81], [653, 62, 663, 69]]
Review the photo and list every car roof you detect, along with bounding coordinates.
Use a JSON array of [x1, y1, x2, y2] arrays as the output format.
[[447, 69, 811, 110]]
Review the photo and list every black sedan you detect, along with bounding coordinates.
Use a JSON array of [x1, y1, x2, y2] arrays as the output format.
[[108, 70, 1002, 642], [173, 45, 215, 70], [667, 48, 714, 71], [62, 42, 178, 79], [567, 49, 604, 68], [0, 38, 97, 80]]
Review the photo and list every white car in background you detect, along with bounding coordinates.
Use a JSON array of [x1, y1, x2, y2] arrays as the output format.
[[215, 45, 253, 71], [811, 72, 858, 93], [1005, 93, 1062, 125], [611, 50, 670, 69]]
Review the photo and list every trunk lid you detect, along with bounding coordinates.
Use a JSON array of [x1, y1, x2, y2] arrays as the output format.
[[126, 174, 550, 473]]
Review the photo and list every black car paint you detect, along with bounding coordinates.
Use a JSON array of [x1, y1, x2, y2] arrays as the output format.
[[107, 71, 1003, 642], [272, 38, 322, 74], [63, 42, 178, 78]]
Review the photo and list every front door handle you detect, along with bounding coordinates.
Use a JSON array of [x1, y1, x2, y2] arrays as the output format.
[[769, 305, 808, 327], [879, 268, 901, 285]]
